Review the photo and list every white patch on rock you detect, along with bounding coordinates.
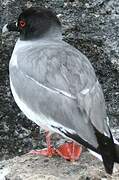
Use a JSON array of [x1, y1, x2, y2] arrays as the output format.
[[2, 0, 15, 6], [2, 24, 8, 34], [0, 167, 10, 180]]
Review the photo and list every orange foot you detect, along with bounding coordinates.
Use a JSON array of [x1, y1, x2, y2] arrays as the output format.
[[29, 131, 82, 160], [29, 142, 82, 160], [56, 142, 82, 161]]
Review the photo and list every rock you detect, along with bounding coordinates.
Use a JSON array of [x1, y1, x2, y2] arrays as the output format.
[[0, 0, 119, 160], [0, 152, 119, 180]]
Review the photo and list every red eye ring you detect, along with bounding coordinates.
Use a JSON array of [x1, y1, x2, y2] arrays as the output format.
[[19, 20, 26, 28]]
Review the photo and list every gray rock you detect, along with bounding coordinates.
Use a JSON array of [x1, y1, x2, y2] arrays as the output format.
[[0, 0, 119, 160], [0, 152, 119, 180]]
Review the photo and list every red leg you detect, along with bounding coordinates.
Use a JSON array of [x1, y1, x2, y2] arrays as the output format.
[[29, 131, 56, 157], [29, 131, 82, 160]]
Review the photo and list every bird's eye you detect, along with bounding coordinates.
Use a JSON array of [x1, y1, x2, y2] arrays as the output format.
[[19, 20, 26, 28]]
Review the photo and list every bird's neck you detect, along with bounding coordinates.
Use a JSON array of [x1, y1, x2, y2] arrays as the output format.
[[42, 25, 62, 40]]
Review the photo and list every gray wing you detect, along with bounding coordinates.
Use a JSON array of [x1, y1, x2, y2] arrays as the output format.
[[10, 40, 110, 148]]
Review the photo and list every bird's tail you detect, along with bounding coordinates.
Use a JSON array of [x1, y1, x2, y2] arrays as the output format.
[[89, 138, 119, 161], [89, 138, 119, 167], [92, 127, 119, 174]]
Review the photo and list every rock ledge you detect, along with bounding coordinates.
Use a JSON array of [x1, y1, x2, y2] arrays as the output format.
[[1, 152, 119, 180]]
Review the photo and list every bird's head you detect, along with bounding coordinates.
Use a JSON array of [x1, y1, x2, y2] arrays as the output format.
[[2, 7, 62, 40]]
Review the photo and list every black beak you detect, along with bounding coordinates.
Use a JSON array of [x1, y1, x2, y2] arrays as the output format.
[[2, 21, 18, 34]]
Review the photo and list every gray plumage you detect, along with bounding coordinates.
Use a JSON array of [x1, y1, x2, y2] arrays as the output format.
[[9, 39, 109, 148]]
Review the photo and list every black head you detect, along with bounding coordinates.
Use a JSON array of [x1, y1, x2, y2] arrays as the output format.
[[4, 7, 61, 40]]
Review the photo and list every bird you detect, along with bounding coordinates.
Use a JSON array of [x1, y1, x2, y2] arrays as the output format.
[[2, 7, 119, 174]]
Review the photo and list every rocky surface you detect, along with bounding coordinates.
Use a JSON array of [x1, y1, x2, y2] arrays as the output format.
[[0, 152, 119, 180], [0, 0, 119, 173]]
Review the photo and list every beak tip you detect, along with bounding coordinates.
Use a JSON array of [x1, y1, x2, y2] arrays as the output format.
[[2, 24, 9, 34]]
